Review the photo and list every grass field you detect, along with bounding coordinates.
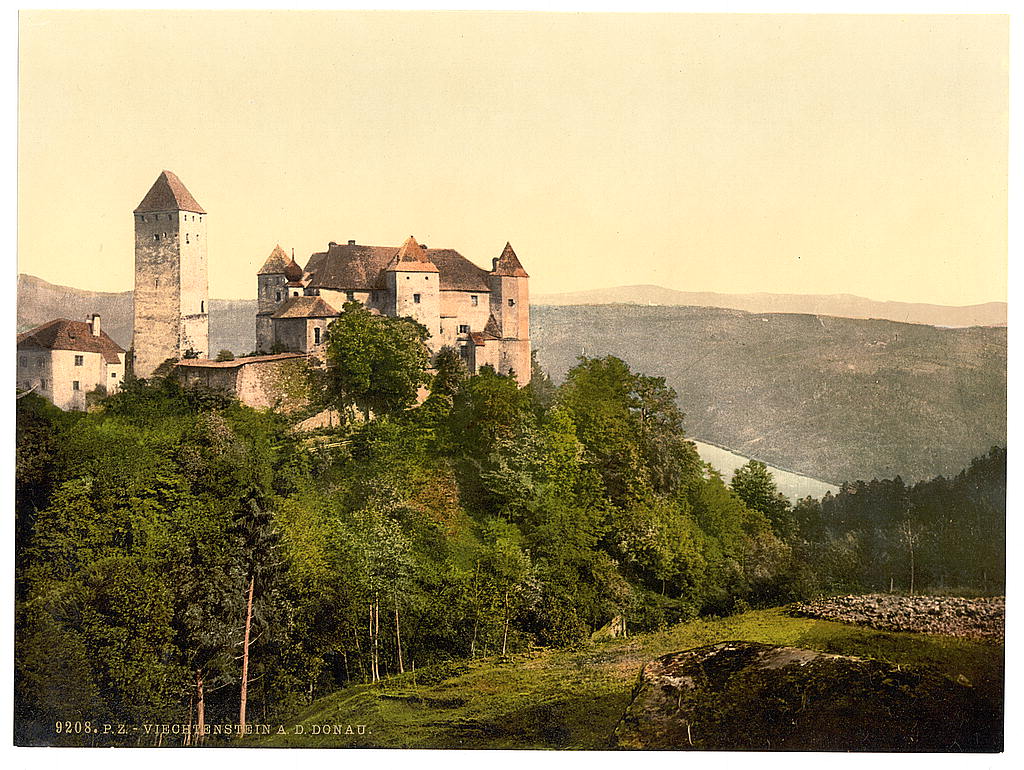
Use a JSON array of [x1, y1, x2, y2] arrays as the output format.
[[255, 607, 1004, 750]]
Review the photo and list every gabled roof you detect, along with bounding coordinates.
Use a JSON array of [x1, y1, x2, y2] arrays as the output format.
[[483, 313, 502, 339], [384, 236, 439, 273], [17, 319, 125, 364], [304, 241, 492, 292], [271, 295, 339, 319], [134, 170, 206, 214], [492, 242, 529, 277], [258, 245, 292, 275]]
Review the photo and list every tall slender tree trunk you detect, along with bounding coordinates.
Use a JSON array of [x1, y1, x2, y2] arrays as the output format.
[[501, 590, 510, 656], [240, 575, 254, 734], [470, 618, 479, 658], [394, 594, 404, 674], [374, 596, 380, 681], [185, 693, 193, 747], [196, 670, 205, 747]]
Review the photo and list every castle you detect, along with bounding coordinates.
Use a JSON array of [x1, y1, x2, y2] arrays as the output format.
[[132, 171, 531, 393]]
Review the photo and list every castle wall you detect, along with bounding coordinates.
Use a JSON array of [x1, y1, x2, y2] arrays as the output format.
[[256, 314, 274, 353], [387, 270, 441, 351], [273, 317, 309, 353], [177, 355, 310, 413], [17, 344, 53, 401]]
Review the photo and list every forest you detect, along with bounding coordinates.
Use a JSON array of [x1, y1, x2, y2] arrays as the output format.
[[14, 304, 1006, 745]]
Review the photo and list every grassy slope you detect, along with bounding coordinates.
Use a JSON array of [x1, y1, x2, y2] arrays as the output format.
[[532, 305, 1006, 484], [255, 608, 1003, 750]]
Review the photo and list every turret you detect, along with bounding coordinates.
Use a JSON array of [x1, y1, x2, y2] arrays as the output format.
[[488, 242, 531, 384], [384, 236, 441, 348]]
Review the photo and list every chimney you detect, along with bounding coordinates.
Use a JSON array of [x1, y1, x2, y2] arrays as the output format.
[[329, 241, 339, 248], [348, 239, 356, 246], [89, 314, 101, 336]]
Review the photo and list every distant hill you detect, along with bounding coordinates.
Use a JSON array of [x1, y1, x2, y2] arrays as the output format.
[[532, 305, 1005, 485], [18, 275, 1005, 485], [17, 274, 257, 355], [532, 285, 1006, 328]]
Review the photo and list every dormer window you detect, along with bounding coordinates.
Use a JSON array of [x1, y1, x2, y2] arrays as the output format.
[[346, 291, 355, 302]]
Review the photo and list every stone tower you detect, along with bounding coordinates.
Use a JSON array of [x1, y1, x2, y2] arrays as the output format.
[[384, 236, 441, 348], [132, 170, 209, 378], [489, 242, 530, 384], [256, 244, 302, 353]]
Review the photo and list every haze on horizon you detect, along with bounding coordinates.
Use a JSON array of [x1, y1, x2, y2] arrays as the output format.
[[18, 12, 1007, 305]]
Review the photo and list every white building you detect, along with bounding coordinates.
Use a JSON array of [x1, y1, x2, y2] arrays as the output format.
[[17, 315, 126, 411]]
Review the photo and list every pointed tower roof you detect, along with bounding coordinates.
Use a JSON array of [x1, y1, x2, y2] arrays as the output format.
[[258, 244, 292, 275], [491, 242, 529, 277], [384, 235, 439, 273], [134, 170, 206, 214]]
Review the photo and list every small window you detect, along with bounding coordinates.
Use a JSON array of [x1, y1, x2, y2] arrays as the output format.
[[186, 234, 190, 244], [314, 327, 322, 345], [141, 215, 146, 222], [111, 372, 117, 378], [346, 291, 355, 302], [413, 293, 421, 304], [275, 290, 281, 302], [156, 278, 160, 289], [471, 295, 478, 306], [458, 324, 470, 334], [36, 359, 42, 369], [18, 356, 25, 367], [73, 380, 80, 391], [292, 290, 299, 297], [200, 300, 205, 313], [74, 355, 84, 366], [41, 379, 47, 390], [154, 234, 160, 241], [508, 299, 516, 307]]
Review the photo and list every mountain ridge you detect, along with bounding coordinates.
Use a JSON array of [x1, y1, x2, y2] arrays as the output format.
[[532, 283, 1006, 328]]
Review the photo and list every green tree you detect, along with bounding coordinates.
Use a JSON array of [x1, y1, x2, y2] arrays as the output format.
[[318, 302, 431, 420], [730, 460, 797, 540]]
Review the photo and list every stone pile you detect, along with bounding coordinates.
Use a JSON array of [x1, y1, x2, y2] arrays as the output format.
[[791, 594, 1004, 641]]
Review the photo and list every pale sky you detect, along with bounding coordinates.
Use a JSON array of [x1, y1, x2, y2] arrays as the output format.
[[18, 11, 1008, 304]]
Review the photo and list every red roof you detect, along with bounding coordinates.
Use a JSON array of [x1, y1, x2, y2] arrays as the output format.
[[272, 296, 339, 319], [258, 244, 292, 275], [305, 240, 492, 292], [492, 242, 529, 277], [134, 170, 206, 214], [17, 319, 125, 364], [384, 236, 440, 273]]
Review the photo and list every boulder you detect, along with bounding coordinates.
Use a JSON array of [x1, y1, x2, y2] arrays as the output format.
[[613, 641, 1001, 751]]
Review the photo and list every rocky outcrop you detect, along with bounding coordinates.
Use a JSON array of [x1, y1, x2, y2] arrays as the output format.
[[614, 641, 1001, 751], [791, 594, 1004, 641]]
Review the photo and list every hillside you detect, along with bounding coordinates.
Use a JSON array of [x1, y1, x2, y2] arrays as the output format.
[[532, 305, 1006, 484], [256, 607, 1003, 750], [16, 274, 257, 354], [17, 275, 1005, 484], [532, 284, 1007, 328]]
